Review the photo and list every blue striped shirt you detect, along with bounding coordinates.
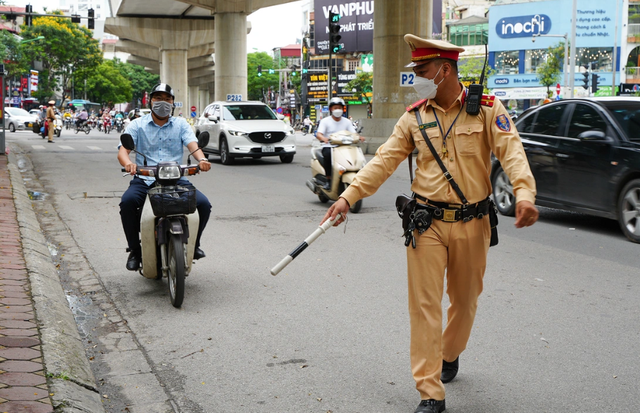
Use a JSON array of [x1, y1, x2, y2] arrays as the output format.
[[123, 114, 198, 185]]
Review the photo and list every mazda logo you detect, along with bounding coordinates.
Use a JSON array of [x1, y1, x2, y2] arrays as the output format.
[[264, 133, 271, 139]]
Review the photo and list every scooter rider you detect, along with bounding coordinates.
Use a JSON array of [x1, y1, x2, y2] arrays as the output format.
[[316, 98, 363, 189], [118, 83, 212, 271]]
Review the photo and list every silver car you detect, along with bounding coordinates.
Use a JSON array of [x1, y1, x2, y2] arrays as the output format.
[[195, 101, 296, 165], [3, 107, 38, 132]]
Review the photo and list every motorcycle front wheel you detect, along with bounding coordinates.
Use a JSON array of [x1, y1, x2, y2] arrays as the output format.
[[167, 234, 186, 308]]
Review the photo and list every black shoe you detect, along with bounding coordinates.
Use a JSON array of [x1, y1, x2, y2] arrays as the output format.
[[126, 250, 141, 271], [322, 181, 331, 190], [441, 357, 459, 383], [414, 399, 446, 413], [193, 247, 206, 260]]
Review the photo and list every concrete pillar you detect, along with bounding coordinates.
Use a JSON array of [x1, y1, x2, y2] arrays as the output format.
[[161, 49, 189, 109], [189, 85, 199, 116], [199, 89, 210, 114], [214, 12, 247, 101], [360, 0, 432, 153]]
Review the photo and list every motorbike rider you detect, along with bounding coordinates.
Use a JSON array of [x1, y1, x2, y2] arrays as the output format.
[[303, 116, 312, 134], [315, 98, 363, 190], [76, 108, 89, 129], [118, 83, 212, 271]]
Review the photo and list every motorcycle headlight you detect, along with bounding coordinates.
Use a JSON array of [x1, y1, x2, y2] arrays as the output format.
[[158, 165, 181, 179], [228, 130, 247, 137]]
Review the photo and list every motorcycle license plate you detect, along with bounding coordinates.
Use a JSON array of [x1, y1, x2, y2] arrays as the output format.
[[262, 145, 275, 153]]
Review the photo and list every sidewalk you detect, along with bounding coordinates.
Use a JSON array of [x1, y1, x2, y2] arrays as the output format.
[[0, 154, 53, 412]]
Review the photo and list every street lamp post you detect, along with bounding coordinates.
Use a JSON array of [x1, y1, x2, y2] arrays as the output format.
[[532, 33, 569, 99]]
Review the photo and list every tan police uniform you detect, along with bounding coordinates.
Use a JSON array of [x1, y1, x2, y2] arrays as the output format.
[[46, 101, 56, 143], [339, 35, 536, 401]]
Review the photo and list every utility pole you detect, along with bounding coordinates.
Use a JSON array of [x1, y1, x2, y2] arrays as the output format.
[[569, 0, 577, 97]]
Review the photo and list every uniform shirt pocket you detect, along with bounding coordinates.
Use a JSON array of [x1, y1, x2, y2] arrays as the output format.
[[455, 123, 484, 156], [415, 128, 441, 161]]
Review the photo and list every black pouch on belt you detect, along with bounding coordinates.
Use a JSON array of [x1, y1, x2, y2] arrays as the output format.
[[395, 194, 416, 233], [489, 199, 499, 247]]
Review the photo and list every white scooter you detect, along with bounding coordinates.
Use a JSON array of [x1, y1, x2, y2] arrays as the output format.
[[54, 115, 63, 137], [120, 132, 210, 308], [306, 130, 366, 213]]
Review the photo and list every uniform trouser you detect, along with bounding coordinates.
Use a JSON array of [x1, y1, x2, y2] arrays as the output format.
[[407, 215, 491, 400], [119, 177, 211, 253], [47, 120, 54, 141]]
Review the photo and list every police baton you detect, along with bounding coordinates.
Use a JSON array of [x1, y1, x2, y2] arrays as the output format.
[[270, 213, 344, 276]]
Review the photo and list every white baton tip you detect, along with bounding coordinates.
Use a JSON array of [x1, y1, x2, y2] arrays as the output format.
[[270, 256, 293, 276]]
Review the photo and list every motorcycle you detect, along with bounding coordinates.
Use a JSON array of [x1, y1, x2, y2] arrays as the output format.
[[120, 131, 210, 308], [115, 118, 124, 133], [54, 115, 63, 138], [74, 120, 91, 135], [306, 130, 366, 213], [64, 117, 72, 130], [103, 118, 112, 134]]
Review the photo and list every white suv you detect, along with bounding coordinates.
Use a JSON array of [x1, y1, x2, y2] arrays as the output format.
[[195, 101, 296, 165]]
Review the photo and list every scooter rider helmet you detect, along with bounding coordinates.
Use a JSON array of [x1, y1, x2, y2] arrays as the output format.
[[149, 83, 175, 117], [329, 97, 346, 109]]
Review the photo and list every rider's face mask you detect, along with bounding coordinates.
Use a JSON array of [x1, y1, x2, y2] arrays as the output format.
[[151, 100, 173, 118], [412, 64, 445, 100], [331, 108, 344, 118]]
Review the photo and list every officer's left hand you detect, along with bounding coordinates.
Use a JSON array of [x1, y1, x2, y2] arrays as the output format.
[[514, 200, 539, 228], [198, 159, 211, 172]]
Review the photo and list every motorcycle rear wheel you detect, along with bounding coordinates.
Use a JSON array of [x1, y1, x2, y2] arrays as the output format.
[[168, 234, 186, 308]]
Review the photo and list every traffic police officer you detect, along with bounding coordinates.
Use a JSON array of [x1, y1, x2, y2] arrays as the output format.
[[322, 35, 539, 413]]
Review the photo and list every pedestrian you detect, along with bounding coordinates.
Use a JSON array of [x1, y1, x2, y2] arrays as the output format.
[[321, 35, 539, 413], [46, 100, 56, 143]]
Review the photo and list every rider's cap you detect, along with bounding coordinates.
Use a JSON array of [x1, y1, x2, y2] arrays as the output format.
[[403, 34, 465, 67]]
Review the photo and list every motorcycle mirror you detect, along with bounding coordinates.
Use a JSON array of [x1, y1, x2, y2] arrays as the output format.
[[120, 134, 135, 150], [198, 131, 210, 148]]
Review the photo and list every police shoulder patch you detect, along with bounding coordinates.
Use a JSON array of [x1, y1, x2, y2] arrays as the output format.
[[406, 98, 428, 112], [480, 94, 496, 107], [496, 114, 511, 132]]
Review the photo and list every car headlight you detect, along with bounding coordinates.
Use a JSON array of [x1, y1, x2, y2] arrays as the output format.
[[158, 165, 181, 179], [228, 130, 248, 137]]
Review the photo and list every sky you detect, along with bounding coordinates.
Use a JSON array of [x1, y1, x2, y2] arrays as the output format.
[[7, 0, 305, 56]]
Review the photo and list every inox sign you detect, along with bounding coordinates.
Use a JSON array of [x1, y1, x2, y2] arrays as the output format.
[[496, 14, 551, 38]]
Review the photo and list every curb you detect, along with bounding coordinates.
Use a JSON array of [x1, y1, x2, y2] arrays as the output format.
[[6, 150, 106, 413]]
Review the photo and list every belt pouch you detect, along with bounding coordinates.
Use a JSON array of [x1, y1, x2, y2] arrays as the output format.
[[489, 199, 499, 247], [395, 194, 416, 232]]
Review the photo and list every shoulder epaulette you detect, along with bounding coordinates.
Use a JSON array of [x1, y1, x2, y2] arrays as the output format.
[[406, 99, 428, 112], [480, 95, 496, 107]]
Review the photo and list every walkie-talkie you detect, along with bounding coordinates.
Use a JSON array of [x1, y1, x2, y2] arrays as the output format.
[[466, 44, 489, 116]]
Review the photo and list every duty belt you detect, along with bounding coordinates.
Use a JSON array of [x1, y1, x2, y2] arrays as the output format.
[[415, 196, 491, 223]]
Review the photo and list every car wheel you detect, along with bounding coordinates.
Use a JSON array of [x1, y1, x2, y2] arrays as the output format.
[[9, 123, 15, 133], [220, 136, 234, 165], [280, 154, 294, 163], [617, 179, 640, 243], [492, 166, 515, 216]]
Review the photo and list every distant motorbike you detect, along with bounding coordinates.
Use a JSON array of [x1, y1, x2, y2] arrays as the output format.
[[306, 130, 366, 213], [54, 115, 63, 138], [119, 131, 210, 308], [103, 118, 112, 134], [115, 118, 124, 133]]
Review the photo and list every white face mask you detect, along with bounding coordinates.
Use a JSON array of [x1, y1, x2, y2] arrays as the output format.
[[412, 65, 444, 100], [331, 109, 344, 118]]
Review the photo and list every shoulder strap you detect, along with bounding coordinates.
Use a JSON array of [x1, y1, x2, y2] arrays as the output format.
[[413, 108, 469, 204]]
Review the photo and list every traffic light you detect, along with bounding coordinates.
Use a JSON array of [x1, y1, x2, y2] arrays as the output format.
[[302, 68, 308, 74], [268, 68, 275, 74], [291, 66, 297, 76], [25, 4, 33, 26], [88, 8, 95, 29], [71, 14, 81, 23], [581, 65, 590, 90], [591, 73, 599, 94], [329, 11, 342, 54], [257, 65, 262, 77]]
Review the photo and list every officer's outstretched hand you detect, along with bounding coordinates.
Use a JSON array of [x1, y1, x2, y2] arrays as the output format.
[[514, 200, 539, 228], [321, 197, 350, 226]]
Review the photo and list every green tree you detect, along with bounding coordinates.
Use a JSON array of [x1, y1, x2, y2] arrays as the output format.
[[0, 31, 30, 78], [77, 59, 132, 105], [19, 12, 102, 101], [458, 56, 494, 93], [113, 60, 160, 105], [536, 42, 565, 96], [344, 71, 373, 117], [247, 52, 279, 101]]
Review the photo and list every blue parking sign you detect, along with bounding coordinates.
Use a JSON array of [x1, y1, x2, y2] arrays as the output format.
[[191, 111, 196, 118]]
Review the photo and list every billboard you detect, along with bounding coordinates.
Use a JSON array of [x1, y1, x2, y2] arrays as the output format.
[[315, 0, 375, 54]]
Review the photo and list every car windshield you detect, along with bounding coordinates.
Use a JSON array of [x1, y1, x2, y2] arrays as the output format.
[[6, 108, 31, 117], [222, 105, 276, 121], [601, 101, 640, 142]]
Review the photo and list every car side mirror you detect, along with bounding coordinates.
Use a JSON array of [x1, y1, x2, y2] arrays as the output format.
[[120, 133, 135, 150], [577, 130, 611, 142], [207, 115, 218, 122], [276, 114, 285, 120], [198, 131, 210, 148]]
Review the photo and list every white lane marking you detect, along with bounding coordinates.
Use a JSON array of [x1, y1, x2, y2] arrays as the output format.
[[58, 145, 75, 150], [87, 146, 102, 150], [32, 145, 46, 150]]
